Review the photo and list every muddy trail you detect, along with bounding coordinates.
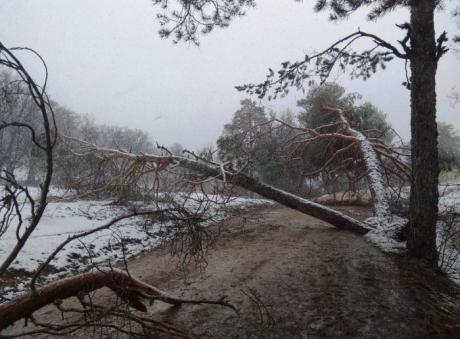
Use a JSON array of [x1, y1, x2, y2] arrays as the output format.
[[142, 205, 460, 338], [5, 205, 460, 338]]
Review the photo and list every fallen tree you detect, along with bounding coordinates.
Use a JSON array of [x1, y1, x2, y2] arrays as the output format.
[[176, 156, 371, 234], [66, 104, 410, 236], [1, 41, 403, 337], [0, 268, 234, 336], [68, 137, 373, 235]]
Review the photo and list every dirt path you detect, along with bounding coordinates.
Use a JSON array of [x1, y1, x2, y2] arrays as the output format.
[[4, 205, 460, 338], [123, 205, 460, 338]]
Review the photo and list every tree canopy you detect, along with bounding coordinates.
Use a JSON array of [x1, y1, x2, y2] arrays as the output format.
[[217, 99, 300, 190]]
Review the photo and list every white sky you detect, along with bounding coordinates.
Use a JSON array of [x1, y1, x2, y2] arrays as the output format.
[[0, 0, 459, 149]]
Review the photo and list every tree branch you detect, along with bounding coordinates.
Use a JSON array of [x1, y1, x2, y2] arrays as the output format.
[[68, 138, 371, 234], [236, 30, 407, 99], [0, 268, 235, 330]]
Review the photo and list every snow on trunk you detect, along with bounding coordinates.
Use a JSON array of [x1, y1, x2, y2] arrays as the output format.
[[351, 129, 407, 252], [353, 130, 391, 227]]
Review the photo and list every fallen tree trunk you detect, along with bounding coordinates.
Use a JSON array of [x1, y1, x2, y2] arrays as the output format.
[[0, 268, 234, 330], [66, 137, 372, 235], [176, 157, 371, 235]]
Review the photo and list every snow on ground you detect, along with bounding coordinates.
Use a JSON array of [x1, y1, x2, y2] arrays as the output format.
[[439, 183, 460, 214], [437, 180, 460, 284], [364, 177, 460, 285], [437, 221, 460, 285], [0, 200, 149, 273], [340, 132, 459, 282], [0, 189, 272, 299], [365, 215, 407, 253]]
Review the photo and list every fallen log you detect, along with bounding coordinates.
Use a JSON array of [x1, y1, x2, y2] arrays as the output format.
[[0, 268, 234, 330], [66, 137, 372, 235], [176, 157, 371, 235]]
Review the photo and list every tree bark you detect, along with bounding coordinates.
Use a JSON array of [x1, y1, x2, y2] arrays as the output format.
[[0, 268, 233, 330], [177, 158, 371, 235], [69, 138, 372, 235], [408, 0, 439, 267]]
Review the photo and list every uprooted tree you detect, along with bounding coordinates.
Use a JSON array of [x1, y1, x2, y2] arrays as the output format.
[[152, 0, 460, 268]]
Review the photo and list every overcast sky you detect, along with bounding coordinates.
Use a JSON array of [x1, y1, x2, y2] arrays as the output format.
[[0, 0, 459, 149]]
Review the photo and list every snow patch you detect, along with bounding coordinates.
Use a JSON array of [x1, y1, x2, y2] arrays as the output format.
[[365, 215, 407, 253], [0, 192, 273, 300]]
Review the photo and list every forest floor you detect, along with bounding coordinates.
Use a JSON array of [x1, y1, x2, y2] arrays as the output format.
[[5, 204, 460, 338]]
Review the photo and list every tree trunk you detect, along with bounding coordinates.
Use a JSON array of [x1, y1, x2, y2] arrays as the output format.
[[177, 158, 371, 234], [71, 138, 372, 234], [0, 268, 234, 330], [408, 0, 439, 267]]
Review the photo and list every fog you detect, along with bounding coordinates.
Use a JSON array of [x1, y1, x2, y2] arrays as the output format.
[[0, 0, 459, 149]]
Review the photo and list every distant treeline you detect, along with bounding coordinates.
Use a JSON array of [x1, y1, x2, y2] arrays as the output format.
[[2, 70, 459, 199], [0, 70, 155, 195]]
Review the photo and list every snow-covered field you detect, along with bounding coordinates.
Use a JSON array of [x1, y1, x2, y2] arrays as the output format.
[[437, 181, 460, 283], [439, 182, 460, 214], [0, 189, 273, 299]]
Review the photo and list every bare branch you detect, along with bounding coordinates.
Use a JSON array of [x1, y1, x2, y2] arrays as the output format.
[[0, 268, 236, 331]]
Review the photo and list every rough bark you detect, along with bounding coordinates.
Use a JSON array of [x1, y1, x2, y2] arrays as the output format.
[[176, 157, 371, 235], [0, 269, 148, 329], [0, 268, 233, 330], [408, 0, 439, 267]]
